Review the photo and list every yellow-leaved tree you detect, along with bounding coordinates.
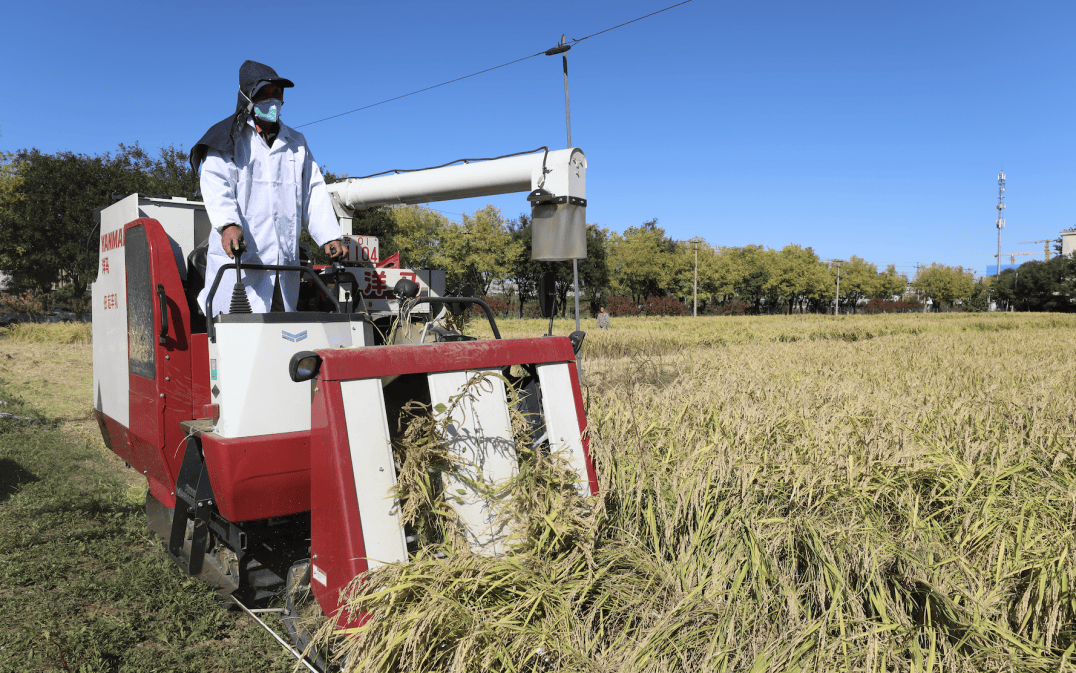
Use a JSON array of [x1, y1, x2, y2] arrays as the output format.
[[440, 205, 521, 295], [914, 263, 974, 311]]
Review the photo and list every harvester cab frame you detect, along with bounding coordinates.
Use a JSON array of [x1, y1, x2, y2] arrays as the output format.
[[90, 147, 594, 664]]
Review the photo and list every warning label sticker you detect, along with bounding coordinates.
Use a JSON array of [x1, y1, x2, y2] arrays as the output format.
[[312, 564, 327, 586]]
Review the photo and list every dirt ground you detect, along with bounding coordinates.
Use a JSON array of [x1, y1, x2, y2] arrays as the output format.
[[0, 340, 144, 492]]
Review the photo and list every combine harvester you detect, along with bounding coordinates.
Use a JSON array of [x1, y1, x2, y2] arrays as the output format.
[[91, 148, 596, 667]]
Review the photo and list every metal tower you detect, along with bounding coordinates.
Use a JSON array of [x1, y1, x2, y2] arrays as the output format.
[[995, 169, 1006, 281]]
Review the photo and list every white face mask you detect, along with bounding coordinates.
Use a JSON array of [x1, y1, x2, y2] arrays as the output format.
[[252, 98, 282, 123], [240, 89, 283, 123]]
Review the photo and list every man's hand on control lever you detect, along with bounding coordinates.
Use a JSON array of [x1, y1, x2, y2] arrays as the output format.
[[323, 239, 343, 261], [221, 224, 246, 259]]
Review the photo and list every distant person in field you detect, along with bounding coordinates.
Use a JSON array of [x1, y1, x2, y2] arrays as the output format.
[[597, 306, 610, 330], [190, 60, 343, 316]]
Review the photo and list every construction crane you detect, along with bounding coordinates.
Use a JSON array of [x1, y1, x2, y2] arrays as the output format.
[[995, 251, 1035, 265], [1017, 239, 1053, 261]]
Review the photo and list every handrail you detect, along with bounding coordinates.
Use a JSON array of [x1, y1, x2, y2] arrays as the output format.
[[157, 284, 169, 345], [206, 263, 342, 342], [406, 297, 501, 340]]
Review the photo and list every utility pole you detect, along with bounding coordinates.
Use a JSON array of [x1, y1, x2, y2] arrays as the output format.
[[546, 35, 581, 333], [830, 260, 844, 315], [691, 238, 701, 317], [995, 169, 1006, 283], [835, 262, 841, 316]]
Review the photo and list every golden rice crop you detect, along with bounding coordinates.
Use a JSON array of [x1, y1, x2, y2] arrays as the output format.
[[477, 312, 1076, 360], [313, 313, 1076, 671]]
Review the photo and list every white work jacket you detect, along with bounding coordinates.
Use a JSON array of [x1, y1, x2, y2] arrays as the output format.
[[197, 119, 340, 315]]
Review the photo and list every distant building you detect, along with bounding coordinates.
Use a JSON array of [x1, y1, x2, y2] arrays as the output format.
[[487, 280, 517, 296], [1061, 230, 1076, 257]]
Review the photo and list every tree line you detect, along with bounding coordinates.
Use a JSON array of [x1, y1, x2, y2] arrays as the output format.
[[0, 144, 198, 312], [2, 145, 1073, 316]]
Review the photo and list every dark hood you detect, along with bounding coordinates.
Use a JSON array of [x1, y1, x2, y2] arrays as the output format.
[[189, 60, 295, 172]]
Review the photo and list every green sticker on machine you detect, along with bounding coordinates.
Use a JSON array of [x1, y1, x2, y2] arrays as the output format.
[[210, 359, 217, 380]]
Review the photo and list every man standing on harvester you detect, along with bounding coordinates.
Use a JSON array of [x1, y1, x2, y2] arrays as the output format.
[[190, 60, 344, 316]]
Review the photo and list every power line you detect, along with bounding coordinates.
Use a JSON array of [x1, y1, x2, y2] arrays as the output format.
[[295, 0, 696, 129], [569, 0, 695, 46], [428, 207, 463, 218], [294, 51, 545, 128]]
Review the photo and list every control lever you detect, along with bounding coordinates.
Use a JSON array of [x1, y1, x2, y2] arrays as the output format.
[[229, 251, 253, 314]]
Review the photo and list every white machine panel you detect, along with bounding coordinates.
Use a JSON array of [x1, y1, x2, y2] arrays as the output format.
[[340, 378, 409, 569], [136, 197, 212, 281], [93, 194, 211, 427], [210, 319, 356, 438], [428, 370, 517, 556], [92, 195, 136, 426], [535, 363, 590, 496]]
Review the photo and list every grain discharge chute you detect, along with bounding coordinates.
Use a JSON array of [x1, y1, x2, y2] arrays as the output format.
[[90, 147, 594, 666]]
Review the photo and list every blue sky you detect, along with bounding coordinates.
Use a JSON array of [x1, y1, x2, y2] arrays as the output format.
[[3, 0, 1074, 278]]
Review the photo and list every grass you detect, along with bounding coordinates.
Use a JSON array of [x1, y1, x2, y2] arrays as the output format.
[[0, 322, 92, 346], [3, 315, 1076, 671], [0, 330, 142, 497], [0, 342, 297, 671]]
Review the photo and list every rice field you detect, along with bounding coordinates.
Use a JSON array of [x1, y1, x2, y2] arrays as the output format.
[[4, 313, 1073, 671], [321, 313, 1076, 672]]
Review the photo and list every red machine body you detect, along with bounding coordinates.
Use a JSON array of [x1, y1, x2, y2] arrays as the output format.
[[93, 215, 311, 522], [92, 199, 598, 630], [91, 156, 596, 659]]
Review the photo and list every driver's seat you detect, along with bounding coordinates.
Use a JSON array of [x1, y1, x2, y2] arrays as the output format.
[[185, 245, 208, 333]]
